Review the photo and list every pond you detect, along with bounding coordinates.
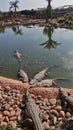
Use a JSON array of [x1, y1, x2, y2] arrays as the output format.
[[0, 25, 73, 88]]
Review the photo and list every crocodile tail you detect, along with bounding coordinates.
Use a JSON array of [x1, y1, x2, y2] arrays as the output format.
[[25, 90, 30, 99]]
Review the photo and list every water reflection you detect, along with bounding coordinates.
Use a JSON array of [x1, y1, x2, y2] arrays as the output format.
[[0, 25, 23, 35], [12, 26, 23, 35], [40, 26, 61, 50], [0, 26, 5, 33]]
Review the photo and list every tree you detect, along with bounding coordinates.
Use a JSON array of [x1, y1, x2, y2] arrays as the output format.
[[9, 0, 19, 12], [46, 0, 52, 19], [46, 0, 52, 7], [0, 11, 4, 20], [42, 0, 53, 22]]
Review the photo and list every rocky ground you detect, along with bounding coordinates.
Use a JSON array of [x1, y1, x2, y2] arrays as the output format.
[[0, 84, 73, 130], [0, 85, 22, 129]]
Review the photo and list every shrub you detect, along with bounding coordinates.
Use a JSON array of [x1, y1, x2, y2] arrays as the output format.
[[0, 125, 16, 130], [57, 17, 65, 23]]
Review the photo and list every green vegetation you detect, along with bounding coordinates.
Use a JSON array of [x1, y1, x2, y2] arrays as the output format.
[[0, 125, 16, 130], [57, 12, 73, 25], [46, 0, 52, 19], [57, 17, 65, 23], [42, 0, 53, 22], [42, 7, 53, 22], [0, 11, 3, 20], [20, 9, 36, 16]]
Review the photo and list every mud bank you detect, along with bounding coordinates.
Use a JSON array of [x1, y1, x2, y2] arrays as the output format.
[[0, 76, 73, 99]]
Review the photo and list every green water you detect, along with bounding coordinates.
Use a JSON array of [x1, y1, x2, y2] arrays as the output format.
[[0, 25, 73, 88]]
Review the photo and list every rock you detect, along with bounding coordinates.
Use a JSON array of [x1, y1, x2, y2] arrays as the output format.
[[1, 121, 7, 126], [16, 101, 20, 105], [39, 105, 45, 109], [42, 102, 46, 106], [60, 111, 65, 117], [43, 114, 49, 121], [46, 102, 50, 106], [44, 106, 49, 111], [13, 105, 18, 109], [0, 106, 1, 111], [49, 98, 57, 105], [2, 116, 5, 121], [2, 94, 8, 98], [15, 110, 21, 116], [5, 86, 11, 91], [4, 116, 9, 122], [51, 109, 59, 117], [10, 110, 16, 117], [9, 107, 14, 111], [11, 122, 16, 128], [44, 98, 49, 104], [9, 116, 17, 121], [4, 104, 10, 110], [53, 116, 57, 125], [0, 85, 2, 90], [48, 106, 52, 110], [65, 112, 71, 118], [0, 94, 2, 100], [17, 128, 22, 130], [0, 114, 2, 119], [43, 121, 50, 130], [3, 110, 10, 116], [58, 117, 63, 121], [35, 100, 42, 105], [17, 115, 21, 121], [37, 95, 43, 100], [8, 121, 14, 125], [55, 106, 62, 112], [50, 126, 55, 130], [0, 114, 3, 123]]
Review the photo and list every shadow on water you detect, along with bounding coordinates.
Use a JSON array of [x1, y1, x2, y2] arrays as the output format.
[[40, 26, 61, 50]]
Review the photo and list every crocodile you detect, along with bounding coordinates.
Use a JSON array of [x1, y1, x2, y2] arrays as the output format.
[[30, 67, 49, 85], [30, 78, 67, 88], [30, 79, 56, 87], [24, 90, 44, 130], [14, 50, 22, 59], [59, 87, 73, 110], [17, 69, 29, 83]]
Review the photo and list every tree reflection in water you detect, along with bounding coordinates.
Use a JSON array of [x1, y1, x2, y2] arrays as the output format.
[[12, 26, 23, 35], [0, 26, 5, 33], [40, 26, 61, 50]]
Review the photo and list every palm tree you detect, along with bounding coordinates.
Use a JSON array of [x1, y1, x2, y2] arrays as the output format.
[[46, 0, 52, 7], [46, 0, 52, 19], [40, 26, 61, 50], [9, 0, 19, 13], [43, 0, 53, 22]]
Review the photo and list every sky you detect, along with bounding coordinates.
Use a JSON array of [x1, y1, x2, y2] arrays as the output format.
[[0, 0, 73, 11]]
